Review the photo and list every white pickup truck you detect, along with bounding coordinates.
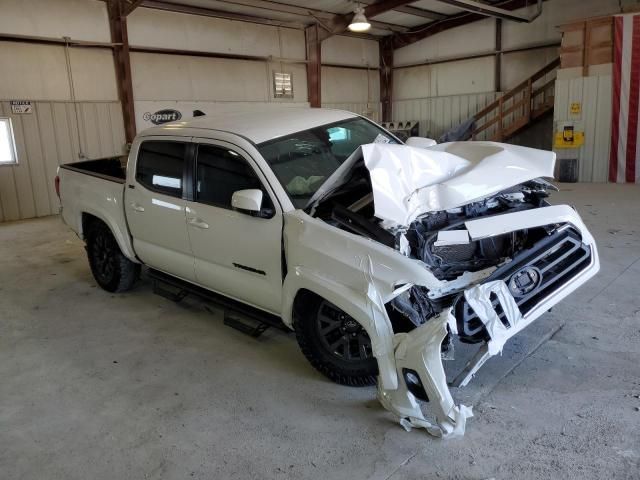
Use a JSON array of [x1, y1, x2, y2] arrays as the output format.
[[57, 107, 599, 437]]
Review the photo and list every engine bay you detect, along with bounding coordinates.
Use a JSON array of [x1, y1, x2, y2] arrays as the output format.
[[311, 173, 559, 336]]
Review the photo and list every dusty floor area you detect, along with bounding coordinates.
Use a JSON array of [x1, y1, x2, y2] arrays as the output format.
[[1, 183, 639, 480]]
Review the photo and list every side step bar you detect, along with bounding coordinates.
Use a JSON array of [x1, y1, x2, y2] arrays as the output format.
[[148, 268, 289, 338]]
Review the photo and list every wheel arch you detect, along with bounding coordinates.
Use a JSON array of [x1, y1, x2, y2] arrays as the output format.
[[81, 211, 139, 263], [283, 269, 371, 331], [282, 267, 398, 389]]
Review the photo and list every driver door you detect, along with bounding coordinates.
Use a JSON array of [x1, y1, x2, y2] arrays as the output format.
[[184, 139, 283, 314]]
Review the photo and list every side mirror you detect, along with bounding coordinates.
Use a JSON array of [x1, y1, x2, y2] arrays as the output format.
[[406, 137, 437, 148], [231, 189, 263, 215]]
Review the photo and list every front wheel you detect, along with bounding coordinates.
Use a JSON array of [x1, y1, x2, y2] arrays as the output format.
[[86, 221, 140, 293], [294, 296, 378, 386]]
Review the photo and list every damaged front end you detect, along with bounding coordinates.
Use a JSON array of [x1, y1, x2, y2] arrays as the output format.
[[378, 205, 599, 438], [304, 142, 600, 438]]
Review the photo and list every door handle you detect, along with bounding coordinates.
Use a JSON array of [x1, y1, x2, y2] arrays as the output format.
[[188, 217, 209, 229], [130, 203, 145, 212]]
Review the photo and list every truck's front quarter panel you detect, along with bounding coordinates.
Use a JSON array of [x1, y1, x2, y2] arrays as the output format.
[[281, 210, 444, 390]]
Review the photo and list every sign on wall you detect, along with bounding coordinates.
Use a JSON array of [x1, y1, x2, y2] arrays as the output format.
[[554, 121, 585, 149], [570, 102, 582, 115], [10, 101, 33, 114], [142, 109, 182, 125]]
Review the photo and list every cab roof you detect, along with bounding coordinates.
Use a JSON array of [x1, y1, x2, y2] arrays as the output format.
[[138, 107, 359, 145]]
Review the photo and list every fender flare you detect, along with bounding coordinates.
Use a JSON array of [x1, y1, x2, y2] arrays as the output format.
[[79, 209, 139, 263], [282, 266, 398, 390]]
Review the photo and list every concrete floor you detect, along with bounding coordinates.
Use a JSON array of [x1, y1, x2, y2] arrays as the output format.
[[1, 183, 639, 480]]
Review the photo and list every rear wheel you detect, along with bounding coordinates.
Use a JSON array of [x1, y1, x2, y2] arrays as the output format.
[[294, 295, 378, 386], [86, 221, 140, 293]]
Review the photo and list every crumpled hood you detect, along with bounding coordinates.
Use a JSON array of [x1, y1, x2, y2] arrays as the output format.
[[362, 141, 556, 227]]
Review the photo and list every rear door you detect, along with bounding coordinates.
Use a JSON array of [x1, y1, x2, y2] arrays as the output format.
[[125, 137, 196, 282], [185, 139, 283, 314]]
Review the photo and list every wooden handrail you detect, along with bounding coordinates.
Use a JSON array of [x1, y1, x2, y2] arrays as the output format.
[[472, 57, 560, 141], [474, 57, 560, 121], [532, 77, 556, 98]]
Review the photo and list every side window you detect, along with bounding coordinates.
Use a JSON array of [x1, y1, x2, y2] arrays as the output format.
[[196, 144, 273, 212], [136, 141, 186, 197]]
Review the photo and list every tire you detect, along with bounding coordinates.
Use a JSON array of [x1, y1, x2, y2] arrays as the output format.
[[294, 295, 378, 387], [86, 220, 140, 293]]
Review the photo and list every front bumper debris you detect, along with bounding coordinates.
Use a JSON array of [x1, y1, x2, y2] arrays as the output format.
[[377, 207, 600, 439], [377, 310, 474, 438]]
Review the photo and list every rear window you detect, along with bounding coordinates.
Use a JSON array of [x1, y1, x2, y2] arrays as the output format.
[[136, 141, 186, 198]]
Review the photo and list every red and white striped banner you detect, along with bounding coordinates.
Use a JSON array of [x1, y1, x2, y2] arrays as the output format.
[[610, 14, 640, 183]]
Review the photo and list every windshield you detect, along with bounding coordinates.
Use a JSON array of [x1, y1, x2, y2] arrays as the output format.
[[257, 117, 398, 207]]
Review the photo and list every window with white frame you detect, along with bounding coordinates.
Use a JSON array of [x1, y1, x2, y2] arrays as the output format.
[[0, 118, 17, 165]]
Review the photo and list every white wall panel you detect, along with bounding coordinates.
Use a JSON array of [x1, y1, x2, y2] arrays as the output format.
[[68, 48, 119, 101], [436, 57, 495, 96], [393, 57, 495, 100], [321, 67, 380, 104], [0, 101, 125, 222], [127, 8, 305, 60], [395, 19, 495, 66], [0, 43, 70, 100], [393, 65, 434, 99], [553, 72, 613, 182], [0, 0, 110, 42], [392, 92, 499, 139], [322, 36, 380, 68], [501, 47, 559, 91], [279, 28, 307, 60], [0, 42, 118, 102], [130, 52, 308, 104]]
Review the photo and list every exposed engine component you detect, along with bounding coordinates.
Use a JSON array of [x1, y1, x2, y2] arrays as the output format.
[[402, 182, 553, 281], [315, 178, 559, 337], [390, 286, 440, 328], [386, 182, 556, 333]]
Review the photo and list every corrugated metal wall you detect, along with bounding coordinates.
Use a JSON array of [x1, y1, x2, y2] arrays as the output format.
[[553, 73, 612, 182], [0, 101, 125, 222], [392, 92, 500, 139]]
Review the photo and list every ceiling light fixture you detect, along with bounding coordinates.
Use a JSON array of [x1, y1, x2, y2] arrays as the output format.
[[348, 6, 371, 33]]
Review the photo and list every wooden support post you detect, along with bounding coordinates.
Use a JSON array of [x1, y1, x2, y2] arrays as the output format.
[[526, 78, 532, 120], [583, 21, 591, 77], [305, 24, 322, 108], [495, 18, 502, 92], [379, 36, 394, 122], [108, 0, 136, 144], [497, 96, 504, 141]]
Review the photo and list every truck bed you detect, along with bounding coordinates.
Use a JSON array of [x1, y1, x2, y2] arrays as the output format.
[[58, 155, 136, 261], [59, 156, 127, 183]]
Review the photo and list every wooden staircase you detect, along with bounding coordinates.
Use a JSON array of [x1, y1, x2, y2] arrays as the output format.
[[473, 58, 560, 142]]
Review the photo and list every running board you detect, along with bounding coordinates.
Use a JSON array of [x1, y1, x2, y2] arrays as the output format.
[[148, 269, 289, 338]]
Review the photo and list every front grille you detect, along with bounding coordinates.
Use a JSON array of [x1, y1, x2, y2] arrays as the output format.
[[455, 227, 592, 343]]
